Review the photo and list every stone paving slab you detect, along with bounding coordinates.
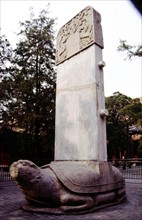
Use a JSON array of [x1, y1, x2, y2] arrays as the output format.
[[0, 181, 142, 220]]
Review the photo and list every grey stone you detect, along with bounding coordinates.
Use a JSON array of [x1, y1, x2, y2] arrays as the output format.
[[55, 6, 107, 161], [9, 160, 126, 214], [56, 6, 104, 65]]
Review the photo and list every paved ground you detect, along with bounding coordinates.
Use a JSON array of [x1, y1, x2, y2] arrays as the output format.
[[0, 180, 142, 220]]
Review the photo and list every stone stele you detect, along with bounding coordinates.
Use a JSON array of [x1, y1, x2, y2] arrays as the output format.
[[55, 7, 107, 161], [9, 6, 126, 214], [55, 6, 107, 161]]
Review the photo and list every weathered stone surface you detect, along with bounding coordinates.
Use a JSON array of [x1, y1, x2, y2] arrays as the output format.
[[9, 160, 126, 214], [49, 161, 125, 193], [55, 6, 106, 161], [55, 43, 107, 161], [56, 6, 104, 65]]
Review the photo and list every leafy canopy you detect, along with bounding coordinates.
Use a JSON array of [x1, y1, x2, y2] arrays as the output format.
[[117, 40, 142, 60], [0, 5, 56, 163]]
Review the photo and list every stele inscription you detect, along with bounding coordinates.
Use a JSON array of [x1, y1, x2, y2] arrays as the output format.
[[56, 6, 104, 65]]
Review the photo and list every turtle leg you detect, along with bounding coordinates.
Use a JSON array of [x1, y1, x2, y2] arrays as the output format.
[[60, 193, 94, 213], [115, 187, 126, 202]]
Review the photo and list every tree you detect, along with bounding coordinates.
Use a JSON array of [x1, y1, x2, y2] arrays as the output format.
[[0, 35, 13, 112], [0, 35, 12, 72], [105, 92, 142, 160], [117, 40, 142, 60], [0, 6, 56, 164]]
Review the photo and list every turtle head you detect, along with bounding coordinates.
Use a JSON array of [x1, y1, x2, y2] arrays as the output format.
[[9, 160, 41, 188]]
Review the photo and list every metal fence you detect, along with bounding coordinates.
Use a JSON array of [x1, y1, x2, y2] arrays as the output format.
[[0, 166, 12, 181], [111, 159, 142, 179], [0, 159, 142, 182], [0, 157, 52, 182]]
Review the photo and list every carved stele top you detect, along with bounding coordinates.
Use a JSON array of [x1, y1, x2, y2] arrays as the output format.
[[56, 6, 104, 65]]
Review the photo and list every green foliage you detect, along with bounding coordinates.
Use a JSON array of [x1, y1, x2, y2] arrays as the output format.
[[0, 35, 12, 67], [117, 40, 142, 60], [0, 6, 56, 164], [0, 35, 13, 109], [106, 92, 142, 159]]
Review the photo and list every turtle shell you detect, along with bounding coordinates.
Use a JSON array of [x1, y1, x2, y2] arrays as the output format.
[[43, 161, 125, 194]]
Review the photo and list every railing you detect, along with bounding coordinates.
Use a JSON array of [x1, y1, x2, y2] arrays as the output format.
[[111, 159, 142, 179], [0, 158, 52, 182], [0, 158, 142, 182], [0, 165, 12, 181]]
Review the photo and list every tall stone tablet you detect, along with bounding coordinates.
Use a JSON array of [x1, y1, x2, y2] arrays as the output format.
[[55, 6, 108, 161]]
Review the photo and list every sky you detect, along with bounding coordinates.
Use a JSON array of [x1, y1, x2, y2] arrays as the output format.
[[1, 0, 142, 99]]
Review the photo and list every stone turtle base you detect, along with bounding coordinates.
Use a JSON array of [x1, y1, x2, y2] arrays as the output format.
[[20, 161, 126, 214]]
